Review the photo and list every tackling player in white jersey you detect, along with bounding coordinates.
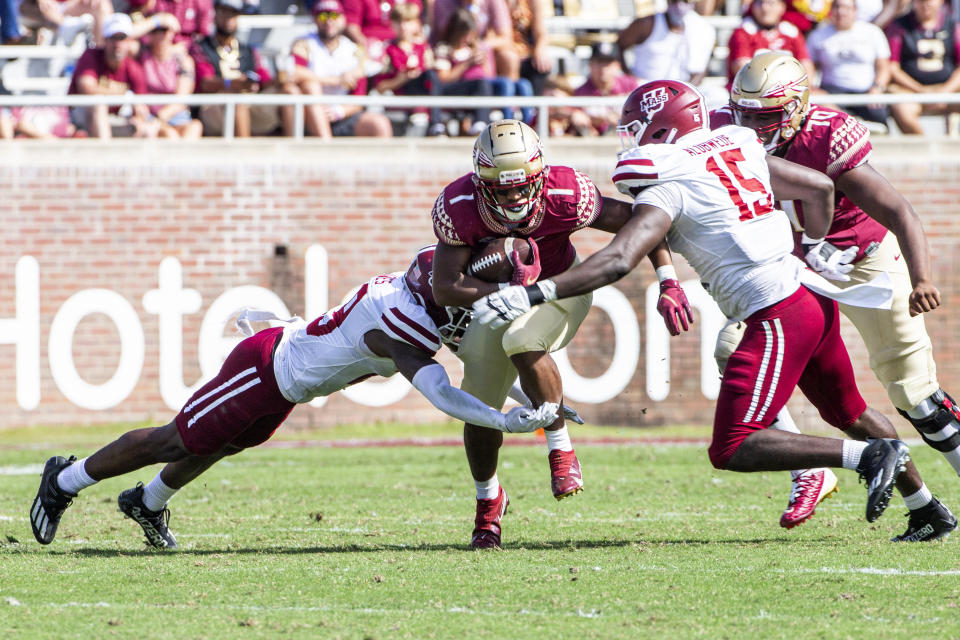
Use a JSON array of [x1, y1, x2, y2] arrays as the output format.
[[472, 79, 955, 540], [30, 247, 559, 550]]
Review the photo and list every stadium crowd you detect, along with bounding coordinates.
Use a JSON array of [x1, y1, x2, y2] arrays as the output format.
[[1, 0, 960, 138]]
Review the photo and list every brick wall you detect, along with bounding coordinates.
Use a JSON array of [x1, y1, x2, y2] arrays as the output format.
[[2, 138, 959, 433]]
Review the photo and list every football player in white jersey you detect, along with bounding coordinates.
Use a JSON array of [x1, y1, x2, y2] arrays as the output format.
[[30, 247, 559, 550], [472, 79, 955, 539]]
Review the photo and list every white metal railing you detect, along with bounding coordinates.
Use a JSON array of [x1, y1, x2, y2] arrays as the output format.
[[2, 92, 960, 139]]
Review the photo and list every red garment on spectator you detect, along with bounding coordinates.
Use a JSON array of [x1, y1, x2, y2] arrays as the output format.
[[375, 39, 432, 88], [129, 0, 214, 43], [727, 18, 810, 84], [341, 0, 422, 43], [573, 74, 638, 97], [68, 48, 148, 113]]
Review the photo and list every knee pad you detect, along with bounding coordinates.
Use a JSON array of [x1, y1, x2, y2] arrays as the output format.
[[713, 321, 745, 375], [897, 389, 960, 453]]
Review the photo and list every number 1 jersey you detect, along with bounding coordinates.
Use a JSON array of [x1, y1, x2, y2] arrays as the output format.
[[613, 125, 804, 320]]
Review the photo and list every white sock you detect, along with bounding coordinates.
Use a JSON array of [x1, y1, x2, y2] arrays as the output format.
[[141, 474, 178, 512], [475, 474, 499, 500], [902, 483, 933, 511], [56, 457, 97, 494], [841, 440, 868, 470], [545, 426, 573, 452]]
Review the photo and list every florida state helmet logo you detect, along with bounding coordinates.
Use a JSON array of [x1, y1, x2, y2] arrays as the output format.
[[639, 87, 669, 121]]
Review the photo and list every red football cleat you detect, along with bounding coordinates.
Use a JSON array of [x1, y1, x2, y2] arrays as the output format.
[[549, 449, 584, 500], [471, 486, 509, 550], [780, 468, 838, 529]]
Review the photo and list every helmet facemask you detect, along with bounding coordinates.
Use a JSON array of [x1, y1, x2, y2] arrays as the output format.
[[437, 306, 473, 351], [729, 52, 810, 152], [731, 98, 804, 152], [474, 167, 547, 225]]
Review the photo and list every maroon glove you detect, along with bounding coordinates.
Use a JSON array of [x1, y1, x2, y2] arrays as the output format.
[[510, 238, 541, 286], [657, 279, 694, 336]]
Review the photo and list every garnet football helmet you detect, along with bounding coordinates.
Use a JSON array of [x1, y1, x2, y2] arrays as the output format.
[[403, 245, 473, 351], [472, 119, 548, 226], [730, 51, 810, 151], [617, 79, 709, 149]]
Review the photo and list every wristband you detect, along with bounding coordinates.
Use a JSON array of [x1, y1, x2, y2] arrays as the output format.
[[655, 265, 678, 283], [152, 16, 161, 29], [800, 232, 823, 246], [224, 77, 232, 89], [524, 280, 558, 305]]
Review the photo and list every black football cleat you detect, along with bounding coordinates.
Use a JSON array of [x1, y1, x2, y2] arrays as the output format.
[[856, 438, 910, 523], [892, 498, 958, 542], [30, 456, 78, 545], [118, 483, 178, 549]]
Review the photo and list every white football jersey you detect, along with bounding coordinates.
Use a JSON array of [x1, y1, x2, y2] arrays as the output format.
[[272, 274, 442, 403], [613, 125, 804, 320]]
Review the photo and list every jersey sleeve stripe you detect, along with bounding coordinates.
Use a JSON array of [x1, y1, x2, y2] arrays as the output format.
[[387, 307, 441, 348], [615, 171, 660, 181], [618, 158, 656, 167], [382, 311, 440, 354]]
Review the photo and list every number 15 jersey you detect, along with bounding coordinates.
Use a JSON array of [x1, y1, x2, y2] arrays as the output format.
[[613, 124, 804, 320]]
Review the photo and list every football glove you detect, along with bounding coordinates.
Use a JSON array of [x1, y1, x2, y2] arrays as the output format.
[[473, 281, 557, 329], [562, 403, 585, 425], [802, 236, 858, 282], [503, 402, 560, 433], [510, 238, 541, 286], [656, 279, 694, 336]]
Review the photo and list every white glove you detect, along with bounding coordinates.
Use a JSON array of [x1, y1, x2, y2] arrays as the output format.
[[803, 237, 858, 282], [503, 402, 560, 433], [473, 285, 534, 329], [562, 404, 585, 425]]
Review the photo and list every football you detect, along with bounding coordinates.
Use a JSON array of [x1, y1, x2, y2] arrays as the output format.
[[466, 237, 532, 283]]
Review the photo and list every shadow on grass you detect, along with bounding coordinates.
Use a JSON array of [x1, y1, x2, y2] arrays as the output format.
[[21, 535, 836, 557]]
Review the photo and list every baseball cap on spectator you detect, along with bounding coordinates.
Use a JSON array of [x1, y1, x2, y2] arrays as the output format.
[[590, 42, 620, 63], [215, 0, 244, 11], [313, 0, 343, 14], [102, 13, 133, 39]]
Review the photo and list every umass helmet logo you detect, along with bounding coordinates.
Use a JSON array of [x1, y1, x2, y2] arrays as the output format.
[[640, 87, 668, 121]]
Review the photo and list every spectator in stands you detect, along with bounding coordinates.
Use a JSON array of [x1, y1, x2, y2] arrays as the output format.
[[190, 0, 291, 136], [807, 0, 891, 124], [569, 42, 637, 136], [727, 0, 815, 85], [139, 16, 204, 138], [282, 0, 393, 137], [67, 13, 157, 139], [782, 0, 833, 34], [430, 0, 516, 77], [434, 7, 530, 123], [617, 0, 716, 87], [539, 73, 583, 136], [374, 2, 484, 136], [1, 0, 24, 43], [341, 0, 422, 65], [886, 0, 960, 134], [503, 0, 551, 96], [19, 0, 111, 46], [7, 106, 79, 137], [127, 0, 214, 44], [0, 107, 13, 137], [859, 0, 905, 28]]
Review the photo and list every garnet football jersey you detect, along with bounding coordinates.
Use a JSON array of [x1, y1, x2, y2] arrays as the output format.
[[614, 125, 804, 320], [272, 274, 441, 403], [431, 165, 603, 278], [711, 104, 887, 262]]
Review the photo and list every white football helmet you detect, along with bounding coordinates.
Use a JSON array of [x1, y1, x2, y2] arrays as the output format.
[[472, 120, 549, 226]]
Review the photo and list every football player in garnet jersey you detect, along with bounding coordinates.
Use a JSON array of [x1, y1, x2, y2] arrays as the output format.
[[430, 119, 646, 549], [29, 248, 559, 550], [707, 51, 959, 539], [473, 80, 956, 541]]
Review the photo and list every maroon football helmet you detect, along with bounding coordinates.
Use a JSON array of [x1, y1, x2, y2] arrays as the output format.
[[403, 245, 473, 351], [617, 80, 709, 148]]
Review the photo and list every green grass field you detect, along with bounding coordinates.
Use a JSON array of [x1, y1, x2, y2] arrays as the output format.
[[2, 423, 960, 639]]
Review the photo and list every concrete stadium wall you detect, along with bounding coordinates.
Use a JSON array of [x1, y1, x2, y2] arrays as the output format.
[[3, 138, 960, 433]]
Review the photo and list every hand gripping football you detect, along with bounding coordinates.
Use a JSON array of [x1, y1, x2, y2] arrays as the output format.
[[466, 237, 533, 283]]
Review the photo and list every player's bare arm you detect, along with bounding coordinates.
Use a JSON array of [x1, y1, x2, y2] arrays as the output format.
[[431, 242, 504, 307], [766, 155, 835, 239], [836, 164, 940, 315], [550, 205, 674, 300], [588, 196, 635, 233], [363, 330, 558, 433]]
